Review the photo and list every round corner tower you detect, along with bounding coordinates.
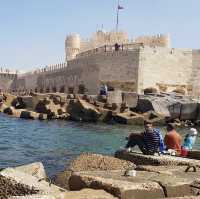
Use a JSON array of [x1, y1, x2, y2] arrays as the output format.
[[65, 34, 81, 61], [159, 34, 171, 48]]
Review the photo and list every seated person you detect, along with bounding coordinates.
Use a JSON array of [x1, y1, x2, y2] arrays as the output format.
[[125, 120, 165, 155], [182, 128, 198, 150], [164, 123, 182, 154]]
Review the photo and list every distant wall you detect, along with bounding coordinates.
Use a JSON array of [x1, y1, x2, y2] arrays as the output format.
[[0, 73, 17, 91], [138, 47, 193, 94], [191, 50, 200, 98], [36, 49, 140, 94]]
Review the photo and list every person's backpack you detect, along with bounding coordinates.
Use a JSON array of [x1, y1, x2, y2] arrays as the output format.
[[154, 129, 166, 153]]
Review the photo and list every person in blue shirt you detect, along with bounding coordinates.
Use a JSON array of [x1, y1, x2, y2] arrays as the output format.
[[182, 128, 198, 150]]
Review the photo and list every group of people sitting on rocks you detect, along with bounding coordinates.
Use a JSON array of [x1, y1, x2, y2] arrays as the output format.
[[125, 120, 198, 156]]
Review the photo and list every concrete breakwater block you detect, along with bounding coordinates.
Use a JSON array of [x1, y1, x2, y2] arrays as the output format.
[[12, 162, 47, 180], [63, 189, 117, 199], [67, 99, 101, 122], [0, 168, 67, 199], [69, 167, 200, 198], [113, 111, 144, 125], [115, 150, 200, 167], [54, 153, 135, 190], [69, 172, 165, 199], [10, 196, 56, 199]]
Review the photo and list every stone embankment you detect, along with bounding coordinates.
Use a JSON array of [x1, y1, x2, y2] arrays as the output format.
[[1, 91, 199, 126], [2, 152, 200, 198]]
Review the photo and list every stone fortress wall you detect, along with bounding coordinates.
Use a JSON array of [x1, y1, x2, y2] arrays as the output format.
[[0, 68, 17, 91], [2, 30, 200, 98], [65, 30, 171, 61]]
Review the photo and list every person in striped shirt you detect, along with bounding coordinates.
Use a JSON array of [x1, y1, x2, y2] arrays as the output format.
[[125, 120, 164, 155]]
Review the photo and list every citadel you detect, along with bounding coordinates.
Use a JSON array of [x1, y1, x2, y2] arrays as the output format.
[[1, 30, 200, 98]]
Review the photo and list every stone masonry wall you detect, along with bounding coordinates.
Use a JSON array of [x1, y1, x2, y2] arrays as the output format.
[[0, 73, 17, 91], [138, 47, 193, 94], [36, 50, 140, 94], [191, 50, 200, 98]]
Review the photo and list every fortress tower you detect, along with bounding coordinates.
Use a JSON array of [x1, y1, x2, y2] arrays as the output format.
[[135, 34, 171, 48], [65, 34, 81, 61], [65, 31, 171, 61]]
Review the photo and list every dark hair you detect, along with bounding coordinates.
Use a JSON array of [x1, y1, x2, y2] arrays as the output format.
[[144, 120, 153, 126], [166, 123, 174, 131]]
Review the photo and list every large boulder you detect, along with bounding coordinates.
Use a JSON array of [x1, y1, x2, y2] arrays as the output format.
[[67, 99, 101, 122]]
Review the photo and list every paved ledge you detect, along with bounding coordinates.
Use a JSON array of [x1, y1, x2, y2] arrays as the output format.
[[115, 150, 200, 167]]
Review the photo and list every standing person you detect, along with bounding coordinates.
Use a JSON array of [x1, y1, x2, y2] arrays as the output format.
[[182, 128, 198, 150], [125, 120, 165, 155], [100, 84, 108, 96], [164, 123, 182, 154]]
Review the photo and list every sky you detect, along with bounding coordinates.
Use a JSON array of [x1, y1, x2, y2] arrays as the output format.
[[0, 0, 199, 71]]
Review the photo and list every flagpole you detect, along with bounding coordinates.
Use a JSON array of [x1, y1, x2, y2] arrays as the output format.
[[116, 0, 119, 32]]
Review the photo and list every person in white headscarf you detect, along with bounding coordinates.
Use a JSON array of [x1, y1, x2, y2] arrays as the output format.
[[182, 128, 198, 150]]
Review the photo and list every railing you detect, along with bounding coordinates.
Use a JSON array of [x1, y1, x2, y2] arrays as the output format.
[[76, 43, 144, 58]]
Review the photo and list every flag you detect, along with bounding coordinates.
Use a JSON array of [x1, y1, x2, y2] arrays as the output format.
[[118, 5, 124, 10]]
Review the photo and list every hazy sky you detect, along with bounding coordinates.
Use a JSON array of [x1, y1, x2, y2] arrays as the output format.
[[0, 0, 199, 71]]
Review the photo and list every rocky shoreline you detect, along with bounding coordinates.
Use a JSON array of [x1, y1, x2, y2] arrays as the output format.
[[1, 91, 200, 127], [1, 152, 200, 198]]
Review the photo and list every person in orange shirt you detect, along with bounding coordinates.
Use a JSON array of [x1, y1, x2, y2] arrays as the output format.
[[164, 123, 182, 154]]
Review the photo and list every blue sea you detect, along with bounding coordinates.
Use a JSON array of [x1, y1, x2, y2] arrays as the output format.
[[0, 114, 199, 177]]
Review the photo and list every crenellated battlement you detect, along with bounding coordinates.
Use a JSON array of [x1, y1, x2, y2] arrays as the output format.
[[65, 31, 171, 61]]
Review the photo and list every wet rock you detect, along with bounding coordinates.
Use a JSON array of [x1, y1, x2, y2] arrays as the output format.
[[3, 106, 14, 115], [20, 110, 39, 120], [113, 111, 144, 125], [38, 113, 48, 120], [98, 108, 114, 123], [67, 99, 101, 122]]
